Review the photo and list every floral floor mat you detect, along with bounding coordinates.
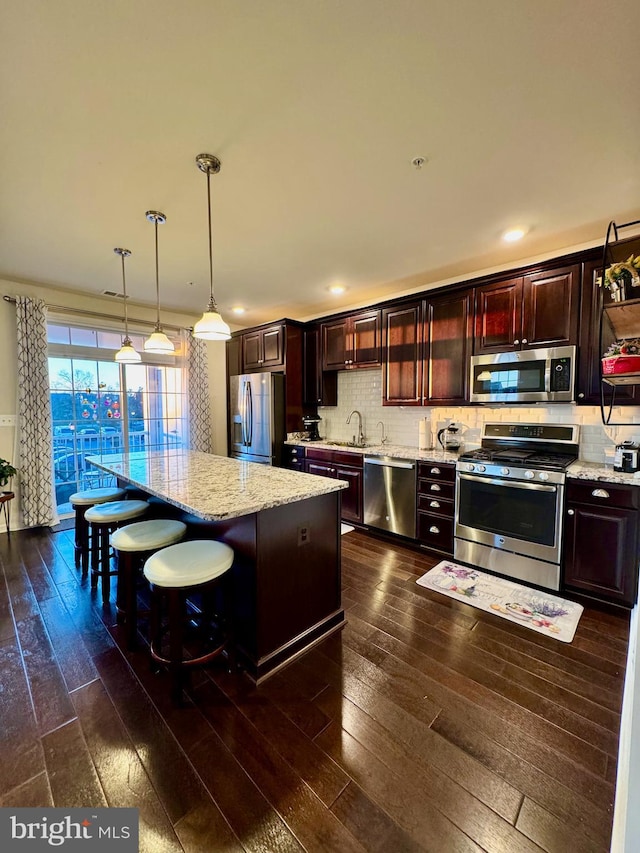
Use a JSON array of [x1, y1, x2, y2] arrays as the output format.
[[416, 560, 584, 643]]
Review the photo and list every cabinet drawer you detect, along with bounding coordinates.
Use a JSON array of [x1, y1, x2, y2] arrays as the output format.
[[417, 513, 454, 552], [566, 480, 639, 510], [305, 448, 364, 468], [417, 462, 455, 482], [417, 495, 454, 517], [418, 479, 455, 501]]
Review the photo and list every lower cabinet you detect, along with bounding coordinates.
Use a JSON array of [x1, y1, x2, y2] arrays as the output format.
[[304, 448, 363, 524], [563, 480, 639, 606], [282, 444, 305, 472], [416, 461, 455, 554]]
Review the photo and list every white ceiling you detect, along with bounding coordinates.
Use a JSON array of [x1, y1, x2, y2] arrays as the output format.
[[2, 0, 639, 328]]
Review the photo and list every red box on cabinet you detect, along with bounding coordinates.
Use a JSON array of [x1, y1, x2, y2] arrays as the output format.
[[602, 355, 640, 375]]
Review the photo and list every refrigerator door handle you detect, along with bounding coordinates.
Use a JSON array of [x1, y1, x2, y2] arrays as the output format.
[[241, 380, 248, 446], [246, 380, 253, 447]]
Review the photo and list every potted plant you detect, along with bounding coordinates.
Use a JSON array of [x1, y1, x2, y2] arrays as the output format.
[[599, 254, 640, 302], [0, 458, 17, 492]]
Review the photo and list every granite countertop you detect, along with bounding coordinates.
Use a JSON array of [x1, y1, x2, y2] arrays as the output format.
[[87, 449, 347, 521], [286, 440, 460, 464], [288, 440, 640, 485]]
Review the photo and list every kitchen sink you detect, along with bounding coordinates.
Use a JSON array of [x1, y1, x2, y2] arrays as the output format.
[[324, 440, 371, 449]]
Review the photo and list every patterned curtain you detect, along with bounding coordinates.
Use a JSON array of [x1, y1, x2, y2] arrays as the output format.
[[184, 331, 212, 453], [15, 296, 58, 527]]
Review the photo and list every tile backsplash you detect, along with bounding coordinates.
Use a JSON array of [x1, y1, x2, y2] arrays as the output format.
[[317, 368, 640, 463]]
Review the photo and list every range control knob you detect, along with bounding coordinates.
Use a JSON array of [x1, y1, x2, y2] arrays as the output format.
[[538, 472, 549, 481], [477, 464, 486, 473], [500, 467, 510, 476], [524, 470, 535, 480], [466, 463, 475, 472]]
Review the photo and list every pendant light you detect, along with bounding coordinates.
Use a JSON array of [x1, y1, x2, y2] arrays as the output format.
[[144, 210, 175, 353], [193, 153, 231, 340], [114, 248, 141, 364]]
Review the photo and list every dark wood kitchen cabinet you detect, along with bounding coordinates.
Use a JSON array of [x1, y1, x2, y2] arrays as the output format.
[[416, 462, 455, 554], [474, 264, 580, 354], [321, 309, 381, 370], [303, 324, 338, 407], [242, 323, 285, 370], [563, 479, 639, 606], [304, 447, 363, 523], [282, 444, 305, 472], [382, 291, 471, 406]]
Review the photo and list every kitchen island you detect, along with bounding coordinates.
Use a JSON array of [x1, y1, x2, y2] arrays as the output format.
[[88, 449, 347, 681]]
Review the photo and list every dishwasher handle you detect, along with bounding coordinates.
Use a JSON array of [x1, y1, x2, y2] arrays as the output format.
[[364, 457, 415, 470]]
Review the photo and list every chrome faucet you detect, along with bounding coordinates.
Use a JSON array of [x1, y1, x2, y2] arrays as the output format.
[[346, 410, 365, 446], [376, 421, 389, 444]]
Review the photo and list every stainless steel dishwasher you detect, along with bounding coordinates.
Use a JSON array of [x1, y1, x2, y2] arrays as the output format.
[[364, 456, 417, 538]]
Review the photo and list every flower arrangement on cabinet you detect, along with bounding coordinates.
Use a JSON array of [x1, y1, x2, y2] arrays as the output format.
[[603, 339, 640, 358], [598, 255, 640, 291]]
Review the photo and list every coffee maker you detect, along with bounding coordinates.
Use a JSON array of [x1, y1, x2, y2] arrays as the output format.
[[301, 414, 322, 442]]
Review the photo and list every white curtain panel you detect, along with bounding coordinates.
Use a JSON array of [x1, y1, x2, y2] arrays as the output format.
[[15, 296, 58, 527], [184, 331, 212, 453]]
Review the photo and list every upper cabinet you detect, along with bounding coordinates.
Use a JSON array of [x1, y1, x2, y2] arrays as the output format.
[[243, 324, 285, 370], [474, 264, 580, 354], [382, 290, 472, 406], [302, 325, 338, 407], [321, 309, 381, 370]]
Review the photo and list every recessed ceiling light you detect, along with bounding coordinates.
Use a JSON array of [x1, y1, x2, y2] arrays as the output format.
[[231, 306, 245, 315], [503, 228, 527, 243], [329, 284, 346, 295]]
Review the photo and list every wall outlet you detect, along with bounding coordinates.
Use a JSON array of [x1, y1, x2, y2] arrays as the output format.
[[297, 524, 311, 546], [0, 415, 16, 427]]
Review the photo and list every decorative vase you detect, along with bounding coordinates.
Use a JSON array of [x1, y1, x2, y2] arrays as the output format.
[[610, 280, 627, 302]]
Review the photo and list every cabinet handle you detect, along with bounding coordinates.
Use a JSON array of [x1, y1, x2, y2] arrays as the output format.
[[429, 500, 441, 508], [578, 392, 585, 399], [317, 398, 322, 403], [291, 449, 298, 456], [591, 489, 610, 499], [430, 467, 441, 475], [429, 525, 440, 534], [514, 339, 520, 345], [430, 484, 441, 491], [567, 509, 574, 515], [522, 338, 528, 344]]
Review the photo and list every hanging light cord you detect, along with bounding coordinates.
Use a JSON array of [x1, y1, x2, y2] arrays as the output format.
[[154, 217, 162, 330], [206, 168, 217, 311], [120, 252, 130, 338]]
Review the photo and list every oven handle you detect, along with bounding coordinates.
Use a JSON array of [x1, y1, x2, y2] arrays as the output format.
[[458, 472, 557, 493]]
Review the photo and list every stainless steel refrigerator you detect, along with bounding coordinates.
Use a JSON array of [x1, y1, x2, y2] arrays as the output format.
[[229, 372, 286, 465]]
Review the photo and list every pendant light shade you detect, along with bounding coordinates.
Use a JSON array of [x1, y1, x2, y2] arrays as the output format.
[[113, 248, 142, 364], [193, 153, 231, 341], [144, 210, 175, 354]]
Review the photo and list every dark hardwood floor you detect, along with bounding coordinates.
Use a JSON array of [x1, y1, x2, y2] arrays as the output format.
[[0, 525, 628, 852]]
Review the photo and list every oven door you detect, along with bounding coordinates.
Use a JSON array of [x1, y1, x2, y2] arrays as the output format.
[[455, 472, 563, 564]]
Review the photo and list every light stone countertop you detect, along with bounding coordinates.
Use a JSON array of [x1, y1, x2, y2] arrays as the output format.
[[87, 449, 347, 521], [288, 440, 640, 486], [286, 440, 460, 465]]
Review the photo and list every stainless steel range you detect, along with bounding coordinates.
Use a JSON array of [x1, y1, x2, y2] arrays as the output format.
[[454, 422, 579, 591]]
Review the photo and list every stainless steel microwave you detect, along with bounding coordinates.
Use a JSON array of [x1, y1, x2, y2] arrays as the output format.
[[469, 345, 576, 403]]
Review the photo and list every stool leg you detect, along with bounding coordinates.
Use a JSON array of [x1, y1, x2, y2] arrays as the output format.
[[149, 585, 163, 674], [100, 524, 112, 602], [120, 552, 140, 650], [73, 506, 83, 569], [168, 589, 186, 705], [90, 524, 100, 589]]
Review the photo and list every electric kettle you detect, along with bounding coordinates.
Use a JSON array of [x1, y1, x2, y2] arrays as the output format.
[[437, 423, 461, 453]]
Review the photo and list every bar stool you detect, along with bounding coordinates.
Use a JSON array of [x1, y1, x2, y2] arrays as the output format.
[[69, 487, 126, 576], [143, 540, 235, 703], [85, 500, 149, 602], [110, 519, 187, 650]]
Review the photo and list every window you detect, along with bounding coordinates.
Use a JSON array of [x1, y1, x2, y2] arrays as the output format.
[[48, 321, 186, 513]]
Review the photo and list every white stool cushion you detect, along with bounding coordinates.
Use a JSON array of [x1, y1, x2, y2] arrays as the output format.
[[70, 487, 126, 507], [111, 520, 186, 552], [85, 500, 149, 523], [143, 540, 234, 588]]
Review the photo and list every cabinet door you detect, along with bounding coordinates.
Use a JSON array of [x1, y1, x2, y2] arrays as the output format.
[[522, 264, 580, 349], [424, 290, 472, 405], [303, 326, 337, 406], [564, 502, 639, 606], [577, 259, 638, 405], [351, 310, 381, 368], [335, 464, 363, 523], [474, 277, 522, 354], [242, 331, 263, 371], [382, 301, 423, 405], [261, 325, 284, 367], [322, 319, 349, 370]]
